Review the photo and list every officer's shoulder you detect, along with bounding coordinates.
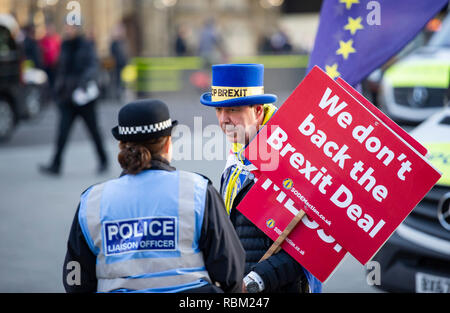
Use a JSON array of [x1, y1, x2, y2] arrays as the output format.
[[196, 172, 213, 185], [182, 171, 213, 186], [79, 180, 109, 197]]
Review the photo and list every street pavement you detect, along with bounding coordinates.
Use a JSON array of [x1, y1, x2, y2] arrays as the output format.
[[0, 87, 380, 293]]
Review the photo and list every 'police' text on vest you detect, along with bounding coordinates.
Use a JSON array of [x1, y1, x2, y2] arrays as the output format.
[[103, 217, 177, 255]]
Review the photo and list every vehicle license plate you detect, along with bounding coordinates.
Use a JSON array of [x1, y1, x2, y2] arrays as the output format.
[[415, 272, 450, 293]]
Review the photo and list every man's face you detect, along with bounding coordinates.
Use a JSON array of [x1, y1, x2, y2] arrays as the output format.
[[215, 105, 264, 145]]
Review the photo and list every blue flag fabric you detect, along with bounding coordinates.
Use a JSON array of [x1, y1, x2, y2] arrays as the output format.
[[307, 0, 449, 86]]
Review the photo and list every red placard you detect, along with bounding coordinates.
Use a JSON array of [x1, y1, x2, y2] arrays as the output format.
[[237, 174, 347, 282], [244, 66, 441, 264], [335, 77, 428, 157]]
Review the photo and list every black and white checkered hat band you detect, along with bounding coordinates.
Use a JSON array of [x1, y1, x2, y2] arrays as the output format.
[[118, 119, 172, 135]]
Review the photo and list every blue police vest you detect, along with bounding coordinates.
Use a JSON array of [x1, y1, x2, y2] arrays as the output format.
[[78, 169, 212, 293]]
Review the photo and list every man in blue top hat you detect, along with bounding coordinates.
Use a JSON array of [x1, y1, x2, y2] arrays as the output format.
[[201, 64, 322, 293]]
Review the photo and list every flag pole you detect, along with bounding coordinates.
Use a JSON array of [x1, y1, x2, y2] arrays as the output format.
[[259, 209, 306, 262]]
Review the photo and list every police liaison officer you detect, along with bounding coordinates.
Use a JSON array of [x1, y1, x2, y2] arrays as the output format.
[[200, 64, 322, 293], [62, 99, 245, 293]]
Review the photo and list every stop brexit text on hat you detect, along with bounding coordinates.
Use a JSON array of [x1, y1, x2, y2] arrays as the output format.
[[243, 66, 442, 265]]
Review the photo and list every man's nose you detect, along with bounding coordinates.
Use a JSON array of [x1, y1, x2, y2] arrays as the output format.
[[217, 110, 231, 125]]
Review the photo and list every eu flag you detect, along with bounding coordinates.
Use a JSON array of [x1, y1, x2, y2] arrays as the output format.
[[307, 0, 449, 86]]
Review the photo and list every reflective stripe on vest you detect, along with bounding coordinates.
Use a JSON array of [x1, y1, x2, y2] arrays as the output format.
[[97, 269, 210, 292], [78, 170, 211, 292]]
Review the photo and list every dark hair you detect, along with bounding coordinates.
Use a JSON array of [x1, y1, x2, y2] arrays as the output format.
[[118, 136, 169, 175]]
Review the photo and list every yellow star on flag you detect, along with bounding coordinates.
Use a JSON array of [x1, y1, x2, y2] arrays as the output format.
[[325, 63, 340, 79], [344, 16, 364, 35], [339, 0, 360, 10], [336, 39, 356, 60]]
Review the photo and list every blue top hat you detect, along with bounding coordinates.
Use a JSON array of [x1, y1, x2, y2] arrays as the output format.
[[200, 64, 277, 107]]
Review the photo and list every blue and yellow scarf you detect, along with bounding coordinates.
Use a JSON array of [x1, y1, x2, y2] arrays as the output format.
[[222, 103, 277, 215]]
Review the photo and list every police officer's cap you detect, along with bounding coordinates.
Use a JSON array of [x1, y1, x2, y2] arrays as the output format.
[[111, 99, 178, 142]]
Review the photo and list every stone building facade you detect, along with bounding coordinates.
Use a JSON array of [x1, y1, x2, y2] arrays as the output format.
[[0, 0, 286, 57]]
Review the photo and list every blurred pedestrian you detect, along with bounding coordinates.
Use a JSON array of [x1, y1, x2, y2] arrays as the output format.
[[110, 24, 128, 100], [200, 64, 322, 293], [197, 18, 227, 69], [62, 99, 245, 293], [39, 23, 61, 93], [23, 24, 43, 69], [269, 27, 292, 54], [174, 24, 188, 56], [39, 24, 108, 176], [258, 33, 273, 54]]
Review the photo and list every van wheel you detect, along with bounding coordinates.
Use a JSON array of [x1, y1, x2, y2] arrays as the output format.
[[0, 99, 16, 141]]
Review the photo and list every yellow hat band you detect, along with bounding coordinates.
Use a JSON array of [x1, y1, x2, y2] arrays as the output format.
[[211, 86, 264, 102]]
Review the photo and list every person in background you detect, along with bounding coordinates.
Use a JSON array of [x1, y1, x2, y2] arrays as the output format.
[[197, 18, 227, 69], [39, 24, 108, 176], [62, 99, 245, 293], [23, 24, 43, 69], [110, 23, 128, 101], [39, 22, 61, 92]]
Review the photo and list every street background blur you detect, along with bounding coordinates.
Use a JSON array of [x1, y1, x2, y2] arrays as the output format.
[[0, 0, 449, 293]]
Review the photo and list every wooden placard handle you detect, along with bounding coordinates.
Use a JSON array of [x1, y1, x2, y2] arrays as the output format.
[[259, 209, 306, 262]]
